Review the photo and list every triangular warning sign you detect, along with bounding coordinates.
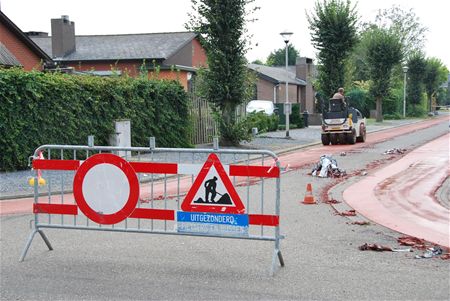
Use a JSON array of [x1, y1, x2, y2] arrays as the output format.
[[181, 153, 245, 214]]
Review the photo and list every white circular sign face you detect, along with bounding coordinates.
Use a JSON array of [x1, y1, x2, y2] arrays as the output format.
[[81, 163, 130, 215]]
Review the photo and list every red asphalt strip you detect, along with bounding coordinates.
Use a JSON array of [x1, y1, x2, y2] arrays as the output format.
[[343, 133, 450, 248], [1, 116, 448, 218]]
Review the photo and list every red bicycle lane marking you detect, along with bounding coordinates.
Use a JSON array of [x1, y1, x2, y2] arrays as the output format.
[[280, 116, 449, 169], [343, 133, 450, 247]]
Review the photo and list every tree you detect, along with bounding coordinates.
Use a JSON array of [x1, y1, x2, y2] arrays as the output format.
[[423, 58, 448, 112], [406, 52, 426, 112], [307, 0, 358, 98], [447, 86, 450, 105], [365, 27, 403, 122], [266, 44, 299, 66], [349, 29, 373, 82], [372, 5, 427, 59], [251, 59, 264, 65], [186, 0, 257, 145]]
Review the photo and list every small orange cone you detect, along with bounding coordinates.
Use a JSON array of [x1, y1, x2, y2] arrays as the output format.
[[302, 183, 316, 204]]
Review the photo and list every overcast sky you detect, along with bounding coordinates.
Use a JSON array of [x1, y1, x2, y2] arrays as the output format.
[[1, 0, 448, 68]]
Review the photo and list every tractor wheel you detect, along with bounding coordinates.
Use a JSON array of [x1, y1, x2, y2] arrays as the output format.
[[356, 124, 367, 142], [330, 134, 338, 145], [338, 133, 346, 144], [347, 129, 356, 144], [321, 134, 330, 145]]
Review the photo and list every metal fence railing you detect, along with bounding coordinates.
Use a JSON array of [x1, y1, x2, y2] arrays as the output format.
[[20, 139, 284, 275]]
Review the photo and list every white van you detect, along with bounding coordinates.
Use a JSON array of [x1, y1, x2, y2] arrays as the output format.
[[246, 100, 278, 116]]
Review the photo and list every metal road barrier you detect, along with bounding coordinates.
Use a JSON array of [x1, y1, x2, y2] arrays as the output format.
[[20, 139, 285, 275]]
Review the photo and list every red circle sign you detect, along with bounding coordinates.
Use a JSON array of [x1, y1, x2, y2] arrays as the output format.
[[73, 153, 139, 224]]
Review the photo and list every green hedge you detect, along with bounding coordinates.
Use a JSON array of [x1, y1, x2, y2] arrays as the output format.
[[245, 111, 279, 133], [0, 68, 192, 171], [275, 103, 305, 128]]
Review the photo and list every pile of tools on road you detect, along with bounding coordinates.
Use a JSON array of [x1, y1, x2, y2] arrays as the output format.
[[311, 155, 346, 178], [383, 148, 407, 155]]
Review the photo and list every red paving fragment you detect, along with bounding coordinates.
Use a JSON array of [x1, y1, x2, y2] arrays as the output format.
[[337, 209, 356, 216]]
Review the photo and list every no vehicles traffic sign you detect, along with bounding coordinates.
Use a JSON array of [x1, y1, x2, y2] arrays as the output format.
[[73, 153, 139, 224]]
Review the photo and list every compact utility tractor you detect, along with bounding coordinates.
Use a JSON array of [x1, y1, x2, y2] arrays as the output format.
[[321, 99, 366, 145]]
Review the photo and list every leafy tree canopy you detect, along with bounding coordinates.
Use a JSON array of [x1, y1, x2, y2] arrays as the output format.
[[368, 5, 427, 59], [186, 0, 257, 145], [365, 27, 403, 121], [423, 57, 448, 110], [307, 0, 359, 97], [406, 52, 426, 105], [266, 44, 300, 66], [251, 59, 264, 65]]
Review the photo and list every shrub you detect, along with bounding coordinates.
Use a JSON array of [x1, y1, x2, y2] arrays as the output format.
[[245, 111, 279, 134], [346, 88, 373, 117], [0, 68, 191, 171], [383, 112, 403, 120], [291, 105, 305, 129], [275, 103, 304, 128], [407, 104, 427, 117]]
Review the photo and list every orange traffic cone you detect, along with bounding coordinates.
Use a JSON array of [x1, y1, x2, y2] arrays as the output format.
[[302, 183, 316, 204]]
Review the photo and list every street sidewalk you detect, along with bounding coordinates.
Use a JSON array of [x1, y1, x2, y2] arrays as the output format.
[[0, 118, 426, 200]]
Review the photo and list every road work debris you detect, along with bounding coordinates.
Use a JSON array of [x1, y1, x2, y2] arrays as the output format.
[[397, 236, 427, 249], [415, 247, 443, 259], [323, 199, 341, 204], [311, 155, 346, 178], [350, 221, 370, 225], [383, 148, 407, 155], [336, 209, 356, 216], [359, 243, 392, 251], [358, 243, 412, 252]]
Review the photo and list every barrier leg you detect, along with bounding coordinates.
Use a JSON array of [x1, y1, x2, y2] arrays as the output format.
[[19, 228, 53, 262], [270, 236, 285, 276], [277, 249, 285, 267], [38, 229, 53, 251], [270, 249, 285, 276]]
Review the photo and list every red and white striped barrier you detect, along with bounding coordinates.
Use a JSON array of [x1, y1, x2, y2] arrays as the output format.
[[32, 153, 280, 226]]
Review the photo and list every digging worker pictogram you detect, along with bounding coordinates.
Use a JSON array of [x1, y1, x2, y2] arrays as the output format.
[[204, 176, 218, 202]]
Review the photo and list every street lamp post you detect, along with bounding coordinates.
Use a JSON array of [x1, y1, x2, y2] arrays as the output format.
[[280, 31, 293, 137], [403, 65, 408, 118]]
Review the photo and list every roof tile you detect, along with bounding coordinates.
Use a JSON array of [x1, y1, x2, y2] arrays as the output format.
[[31, 32, 197, 61]]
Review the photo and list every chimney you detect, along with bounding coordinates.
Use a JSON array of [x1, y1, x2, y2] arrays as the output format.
[[295, 57, 313, 80], [296, 57, 316, 113], [51, 15, 75, 58]]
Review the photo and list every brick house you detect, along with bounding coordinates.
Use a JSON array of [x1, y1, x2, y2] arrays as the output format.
[[0, 11, 52, 70], [248, 57, 321, 124], [28, 16, 207, 90]]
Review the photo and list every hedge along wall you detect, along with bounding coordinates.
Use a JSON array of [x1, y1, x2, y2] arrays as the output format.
[[0, 68, 192, 171]]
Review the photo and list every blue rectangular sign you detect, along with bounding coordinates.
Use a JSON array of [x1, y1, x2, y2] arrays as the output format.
[[177, 211, 249, 236]]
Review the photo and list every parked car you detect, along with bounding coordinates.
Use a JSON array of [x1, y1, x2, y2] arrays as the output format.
[[246, 100, 278, 116]]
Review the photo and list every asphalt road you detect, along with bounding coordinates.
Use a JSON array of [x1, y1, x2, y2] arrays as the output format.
[[1, 116, 449, 300]]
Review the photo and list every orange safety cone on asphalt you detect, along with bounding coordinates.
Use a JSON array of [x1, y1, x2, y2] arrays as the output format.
[[302, 183, 316, 204]]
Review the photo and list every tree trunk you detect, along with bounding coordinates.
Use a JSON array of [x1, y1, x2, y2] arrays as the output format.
[[219, 104, 238, 146], [376, 96, 383, 122], [427, 94, 432, 112]]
